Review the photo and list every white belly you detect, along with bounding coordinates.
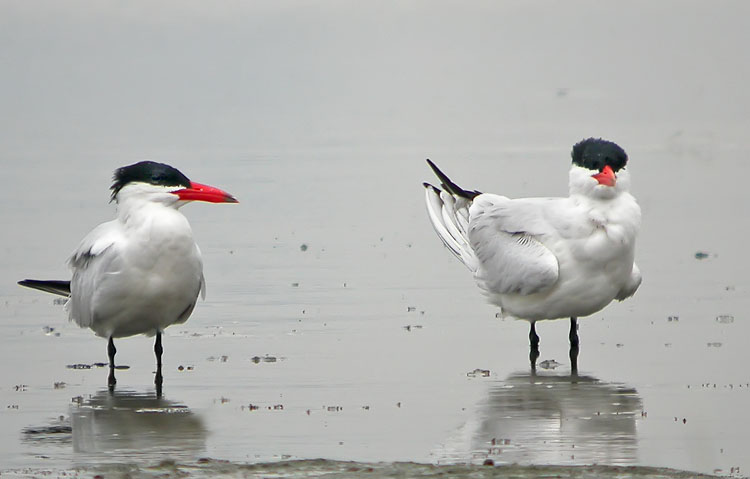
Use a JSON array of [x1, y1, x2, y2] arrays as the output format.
[[489, 228, 636, 321], [69, 207, 205, 338]]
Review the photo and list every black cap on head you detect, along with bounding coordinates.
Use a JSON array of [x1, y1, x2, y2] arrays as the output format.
[[110, 161, 191, 201], [571, 138, 628, 172]]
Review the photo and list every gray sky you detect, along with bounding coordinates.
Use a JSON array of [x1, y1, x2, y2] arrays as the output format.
[[2, 0, 749, 157]]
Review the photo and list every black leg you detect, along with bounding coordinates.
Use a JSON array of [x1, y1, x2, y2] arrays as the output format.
[[154, 331, 164, 393], [529, 322, 540, 373], [107, 336, 117, 390], [569, 317, 579, 375]]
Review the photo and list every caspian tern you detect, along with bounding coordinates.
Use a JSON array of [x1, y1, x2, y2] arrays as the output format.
[[424, 138, 641, 373], [19, 161, 237, 391]]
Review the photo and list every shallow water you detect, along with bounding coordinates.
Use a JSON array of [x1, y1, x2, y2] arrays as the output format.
[[2, 1, 750, 478], [2, 146, 748, 478]]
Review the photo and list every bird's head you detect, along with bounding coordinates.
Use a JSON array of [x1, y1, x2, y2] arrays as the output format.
[[569, 138, 631, 199], [110, 161, 238, 206]]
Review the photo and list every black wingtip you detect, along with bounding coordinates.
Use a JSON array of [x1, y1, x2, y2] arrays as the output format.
[[423, 182, 443, 195], [18, 279, 71, 297], [425, 159, 481, 199]]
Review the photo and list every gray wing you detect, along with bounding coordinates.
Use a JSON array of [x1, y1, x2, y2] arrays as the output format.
[[615, 263, 642, 300], [424, 184, 479, 272], [196, 244, 206, 300], [67, 220, 123, 329], [468, 195, 559, 295]]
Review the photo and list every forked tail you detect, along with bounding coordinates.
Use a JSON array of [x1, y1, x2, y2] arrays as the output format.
[[18, 279, 71, 297], [423, 159, 481, 271]]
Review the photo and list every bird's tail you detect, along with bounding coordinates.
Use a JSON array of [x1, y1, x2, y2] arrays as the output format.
[[423, 159, 481, 272], [18, 279, 71, 297]]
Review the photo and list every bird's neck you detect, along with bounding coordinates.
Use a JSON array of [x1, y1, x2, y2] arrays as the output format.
[[116, 196, 184, 229]]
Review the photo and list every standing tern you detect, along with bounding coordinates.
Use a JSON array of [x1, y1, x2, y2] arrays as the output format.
[[423, 138, 641, 373], [19, 161, 238, 391]]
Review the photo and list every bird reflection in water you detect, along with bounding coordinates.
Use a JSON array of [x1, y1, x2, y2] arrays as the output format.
[[438, 372, 643, 466], [70, 389, 206, 460]]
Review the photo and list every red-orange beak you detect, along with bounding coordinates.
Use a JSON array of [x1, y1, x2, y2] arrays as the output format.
[[174, 182, 238, 203], [592, 165, 616, 187]]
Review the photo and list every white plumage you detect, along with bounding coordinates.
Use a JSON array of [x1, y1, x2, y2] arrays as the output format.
[[19, 161, 237, 390], [68, 188, 206, 339], [424, 138, 641, 372]]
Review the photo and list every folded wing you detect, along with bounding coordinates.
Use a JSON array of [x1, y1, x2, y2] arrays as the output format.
[[468, 195, 559, 295], [67, 221, 123, 329], [424, 160, 559, 297]]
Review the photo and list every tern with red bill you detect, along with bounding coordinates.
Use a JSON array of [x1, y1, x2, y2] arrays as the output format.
[[19, 161, 238, 391], [423, 138, 641, 373]]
